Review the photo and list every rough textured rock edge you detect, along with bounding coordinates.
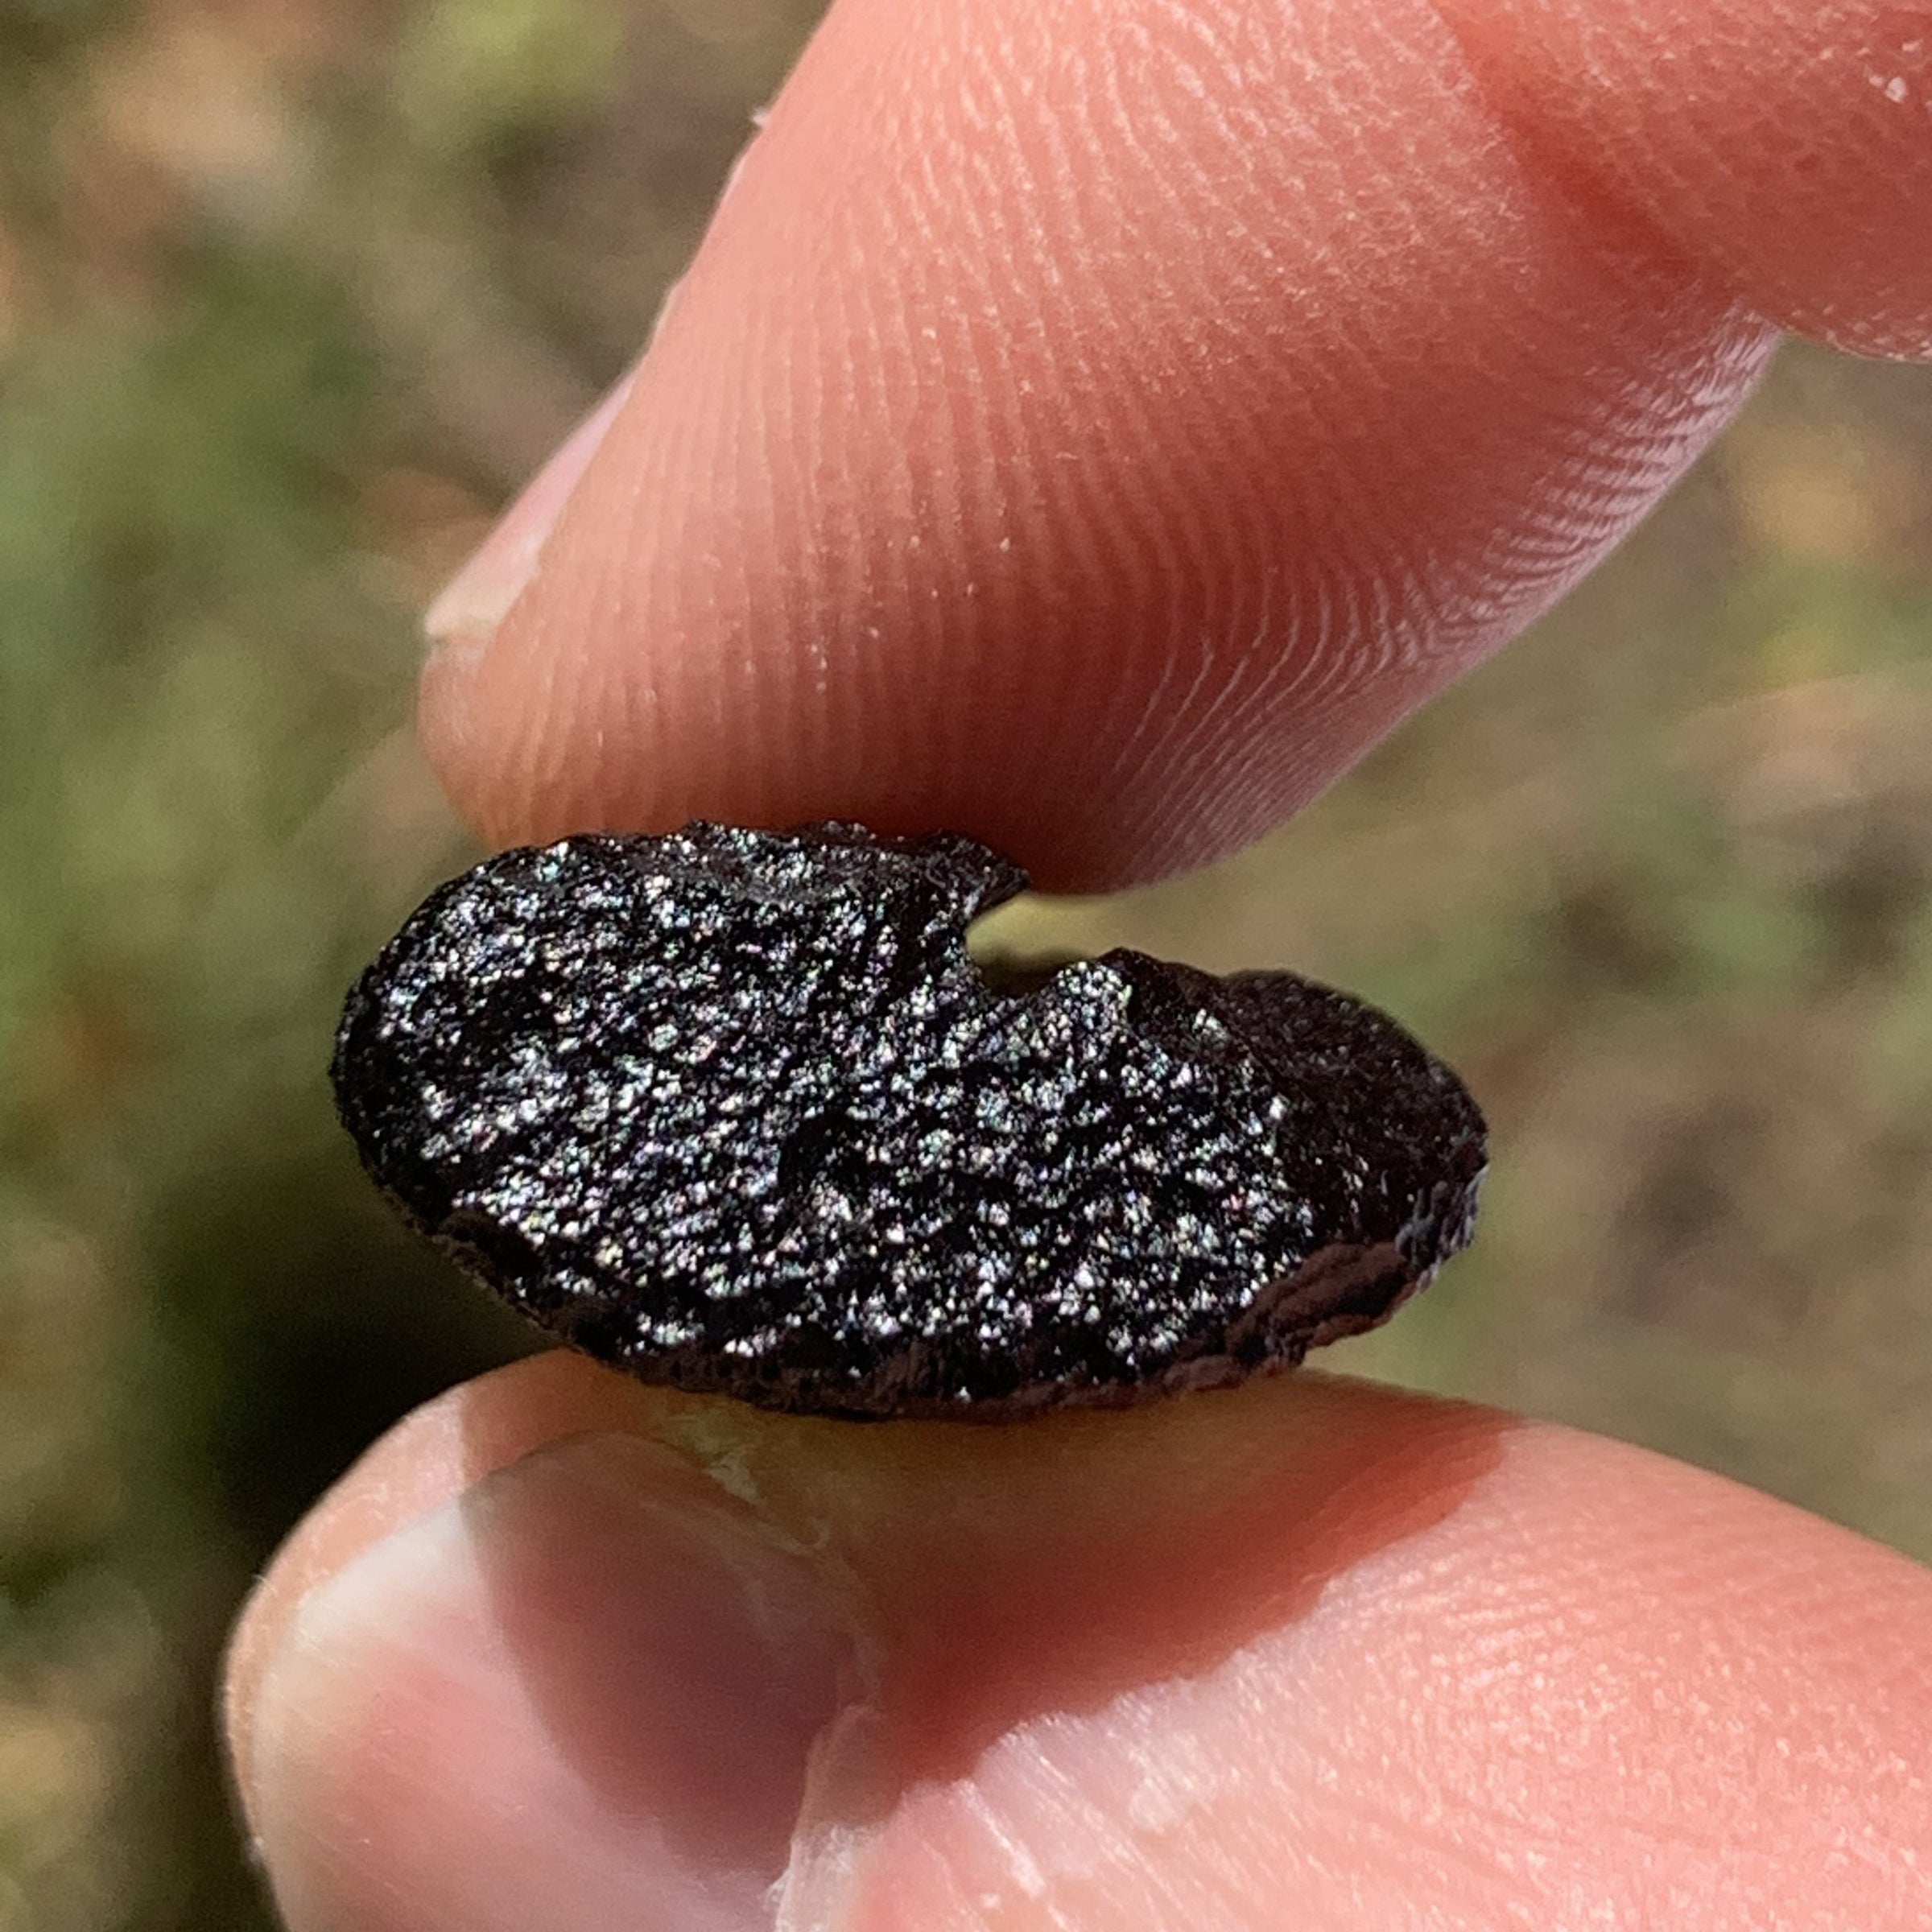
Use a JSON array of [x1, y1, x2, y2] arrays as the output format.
[[333, 823, 1487, 1420]]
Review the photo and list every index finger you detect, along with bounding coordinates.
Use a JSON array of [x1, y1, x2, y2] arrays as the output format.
[[419, 0, 1932, 890]]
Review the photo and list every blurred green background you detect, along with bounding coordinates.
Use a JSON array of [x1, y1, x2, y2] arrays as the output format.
[[1, 2, 1929, 1926]]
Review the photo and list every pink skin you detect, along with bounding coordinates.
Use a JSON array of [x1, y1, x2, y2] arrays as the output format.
[[415, 0, 1929, 892], [228, 1360, 1932, 1930], [230, 0, 1932, 1926]]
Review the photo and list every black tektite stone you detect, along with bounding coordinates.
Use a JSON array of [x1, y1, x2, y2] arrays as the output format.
[[332, 824, 1485, 1418]]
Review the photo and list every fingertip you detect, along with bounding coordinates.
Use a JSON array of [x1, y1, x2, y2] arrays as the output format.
[[226, 1365, 1506, 1931], [413, 0, 1927, 879], [245, 1430, 865, 1932], [417, 625, 495, 839], [423, 373, 640, 656], [412, 0, 1768, 882], [227, 1357, 1932, 1930], [861, 1418, 1932, 1930], [222, 1352, 650, 1817]]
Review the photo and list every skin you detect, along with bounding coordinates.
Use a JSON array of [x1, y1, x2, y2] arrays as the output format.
[[226, 0, 1932, 1926]]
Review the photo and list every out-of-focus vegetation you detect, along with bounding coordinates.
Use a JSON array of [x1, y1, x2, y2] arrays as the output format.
[[0, 3, 1926, 1928]]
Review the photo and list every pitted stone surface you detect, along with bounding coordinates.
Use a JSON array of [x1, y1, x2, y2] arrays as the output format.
[[332, 824, 1486, 1418]]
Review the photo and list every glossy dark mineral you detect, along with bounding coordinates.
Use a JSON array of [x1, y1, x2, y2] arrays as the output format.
[[332, 824, 1486, 1418]]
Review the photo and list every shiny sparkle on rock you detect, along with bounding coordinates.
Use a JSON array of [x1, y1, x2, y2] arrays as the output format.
[[332, 823, 1487, 1419]]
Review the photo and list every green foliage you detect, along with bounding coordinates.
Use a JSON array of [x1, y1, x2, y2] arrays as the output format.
[[2, 252, 370, 1121], [0, 233, 520, 1929], [395, 0, 626, 156]]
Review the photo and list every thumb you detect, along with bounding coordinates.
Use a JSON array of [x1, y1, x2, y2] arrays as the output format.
[[419, 0, 1930, 891], [225, 1353, 1932, 1931]]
